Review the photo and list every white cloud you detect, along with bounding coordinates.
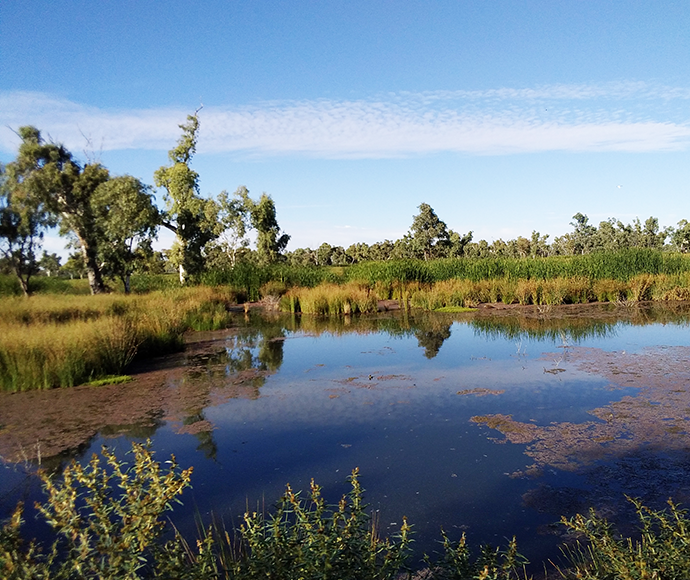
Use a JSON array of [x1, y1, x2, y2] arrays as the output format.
[[2, 83, 690, 158]]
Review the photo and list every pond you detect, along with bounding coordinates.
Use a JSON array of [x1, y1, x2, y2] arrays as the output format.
[[2, 302, 690, 571]]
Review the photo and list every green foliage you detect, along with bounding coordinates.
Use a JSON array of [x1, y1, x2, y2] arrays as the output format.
[[155, 113, 221, 284], [203, 263, 328, 301], [409, 203, 450, 261], [424, 530, 526, 580], [247, 193, 290, 266], [0, 442, 193, 580], [346, 260, 434, 285], [231, 469, 411, 580], [559, 497, 690, 580], [7, 443, 690, 580], [91, 175, 160, 293], [5, 127, 111, 294]]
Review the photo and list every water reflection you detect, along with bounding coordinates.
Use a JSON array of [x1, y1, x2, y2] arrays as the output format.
[[3, 304, 690, 569]]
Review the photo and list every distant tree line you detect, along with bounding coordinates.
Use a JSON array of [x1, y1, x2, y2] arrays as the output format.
[[284, 205, 690, 266]]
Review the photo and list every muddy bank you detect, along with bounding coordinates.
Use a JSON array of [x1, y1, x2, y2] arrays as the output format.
[[0, 328, 270, 463]]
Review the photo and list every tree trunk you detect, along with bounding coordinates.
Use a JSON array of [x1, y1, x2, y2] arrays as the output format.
[[17, 274, 30, 297], [78, 235, 106, 294], [121, 274, 131, 294]]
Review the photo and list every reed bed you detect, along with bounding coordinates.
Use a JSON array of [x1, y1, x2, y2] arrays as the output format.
[[203, 262, 336, 301], [283, 271, 690, 313], [342, 250, 690, 285], [0, 286, 240, 392], [280, 282, 379, 315]]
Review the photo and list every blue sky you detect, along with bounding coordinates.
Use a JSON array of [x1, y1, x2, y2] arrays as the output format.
[[1, 1, 690, 256]]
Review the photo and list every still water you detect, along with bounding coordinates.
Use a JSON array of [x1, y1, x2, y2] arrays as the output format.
[[2, 304, 690, 569]]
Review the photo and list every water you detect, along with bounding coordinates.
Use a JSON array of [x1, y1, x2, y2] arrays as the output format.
[[2, 304, 690, 570]]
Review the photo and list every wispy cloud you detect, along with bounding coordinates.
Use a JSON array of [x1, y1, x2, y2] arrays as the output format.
[[2, 82, 690, 158]]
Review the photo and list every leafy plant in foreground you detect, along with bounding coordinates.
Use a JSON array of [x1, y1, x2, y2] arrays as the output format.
[[232, 468, 411, 580], [558, 497, 690, 580], [0, 442, 193, 579], [423, 530, 526, 580]]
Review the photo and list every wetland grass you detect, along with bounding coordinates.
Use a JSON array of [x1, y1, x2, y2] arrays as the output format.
[[0, 287, 240, 392], [281, 282, 379, 315], [280, 270, 690, 313]]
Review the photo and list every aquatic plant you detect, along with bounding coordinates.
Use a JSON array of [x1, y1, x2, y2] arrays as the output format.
[[5, 442, 690, 579], [281, 282, 379, 315], [0, 443, 529, 580]]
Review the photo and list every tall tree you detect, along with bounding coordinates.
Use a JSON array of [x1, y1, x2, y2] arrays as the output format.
[[212, 186, 253, 268], [568, 213, 597, 255], [39, 251, 62, 277], [448, 230, 473, 258], [92, 175, 160, 293], [0, 163, 55, 295], [6, 127, 110, 294], [671, 220, 690, 253], [409, 203, 450, 260], [154, 113, 219, 283], [248, 193, 290, 265]]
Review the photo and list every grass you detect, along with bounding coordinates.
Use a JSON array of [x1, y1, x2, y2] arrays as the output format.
[[281, 281, 379, 315], [0, 286, 242, 392], [4, 250, 690, 390], [280, 272, 690, 314], [84, 375, 133, 387]]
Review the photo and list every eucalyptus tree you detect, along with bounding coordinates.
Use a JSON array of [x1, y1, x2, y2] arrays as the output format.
[[212, 186, 253, 268], [61, 252, 87, 279], [0, 162, 55, 295], [91, 175, 160, 293], [448, 230, 473, 258], [330, 246, 348, 266], [5, 127, 110, 294], [316, 242, 333, 266], [345, 242, 370, 264], [409, 203, 450, 260], [671, 220, 690, 252], [39, 252, 62, 277], [154, 113, 220, 283], [286, 247, 316, 266], [530, 231, 550, 258], [248, 193, 290, 265]]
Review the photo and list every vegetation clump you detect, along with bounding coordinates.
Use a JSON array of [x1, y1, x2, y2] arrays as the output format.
[[0, 287, 238, 392]]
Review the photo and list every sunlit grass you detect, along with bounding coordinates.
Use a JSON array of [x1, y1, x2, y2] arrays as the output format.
[[281, 282, 379, 315], [0, 286, 241, 392]]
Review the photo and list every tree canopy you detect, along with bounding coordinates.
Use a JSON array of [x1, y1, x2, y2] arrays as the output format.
[[154, 113, 220, 284]]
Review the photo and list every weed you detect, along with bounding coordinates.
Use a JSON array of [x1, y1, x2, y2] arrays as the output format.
[[558, 497, 690, 580]]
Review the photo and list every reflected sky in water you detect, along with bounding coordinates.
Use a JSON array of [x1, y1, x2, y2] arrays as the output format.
[[2, 305, 690, 570]]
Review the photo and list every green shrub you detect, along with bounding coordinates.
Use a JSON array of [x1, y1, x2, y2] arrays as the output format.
[[0, 442, 193, 579], [559, 497, 690, 580], [231, 469, 411, 580]]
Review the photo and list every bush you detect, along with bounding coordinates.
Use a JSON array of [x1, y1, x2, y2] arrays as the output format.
[[0, 442, 193, 579], [559, 497, 690, 580]]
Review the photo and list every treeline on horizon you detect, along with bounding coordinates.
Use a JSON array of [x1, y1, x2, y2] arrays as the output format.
[[3, 112, 690, 297]]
